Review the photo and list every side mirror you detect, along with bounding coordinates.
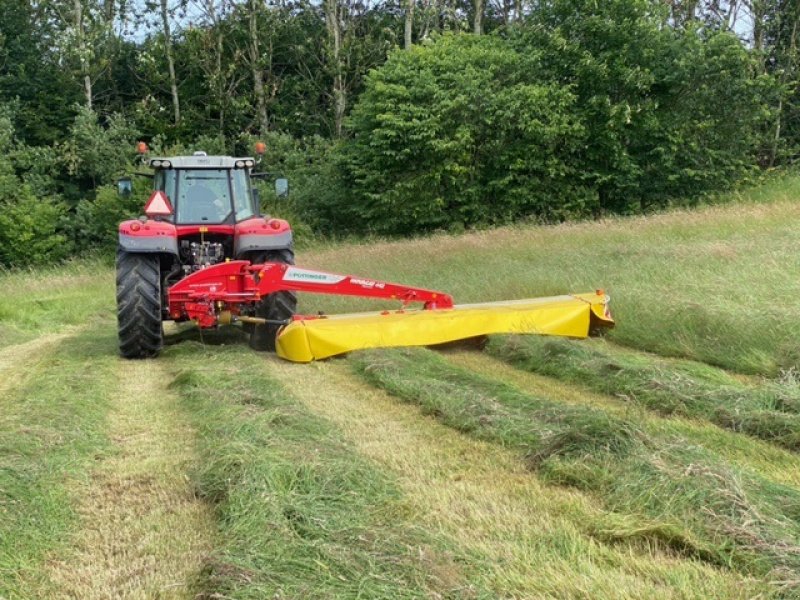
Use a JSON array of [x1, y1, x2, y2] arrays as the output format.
[[275, 178, 289, 198], [117, 177, 132, 197]]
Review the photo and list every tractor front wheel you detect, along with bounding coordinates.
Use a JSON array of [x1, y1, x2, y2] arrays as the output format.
[[116, 251, 163, 359], [249, 248, 297, 351]]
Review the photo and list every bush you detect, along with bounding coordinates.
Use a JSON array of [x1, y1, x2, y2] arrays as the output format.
[[0, 190, 71, 267], [61, 106, 140, 194], [338, 34, 587, 234], [518, 0, 775, 213], [0, 108, 71, 267], [335, 2, 778, 235], [242, 132, 345, 244], [73, 183, 147, 254]]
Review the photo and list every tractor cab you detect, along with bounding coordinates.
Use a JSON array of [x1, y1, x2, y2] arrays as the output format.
[[117, 151, 289, 227], [149, 155, 258, 225]]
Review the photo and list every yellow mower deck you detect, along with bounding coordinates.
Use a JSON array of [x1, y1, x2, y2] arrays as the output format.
[[275, 292, 613, 363]]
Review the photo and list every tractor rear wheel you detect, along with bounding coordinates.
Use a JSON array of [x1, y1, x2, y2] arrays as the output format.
[[249, 248, 297, 351], [116, 251, 163, 359]]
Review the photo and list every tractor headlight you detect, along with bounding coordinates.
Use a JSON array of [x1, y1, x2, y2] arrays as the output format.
[[151, 159, 162, 167], [235, 160, 245, 168]]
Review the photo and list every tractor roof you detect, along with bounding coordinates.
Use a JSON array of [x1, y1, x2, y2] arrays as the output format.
[[148, 154, 255, 169]]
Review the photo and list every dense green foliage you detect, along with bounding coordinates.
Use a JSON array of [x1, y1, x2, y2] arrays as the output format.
[[0, 0, 798, 265], [336, 6, 776, 232], [519, 1, 775, 212], [336, 35, 587, 233]]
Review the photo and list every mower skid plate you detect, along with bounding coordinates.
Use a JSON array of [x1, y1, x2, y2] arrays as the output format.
[[275, 292, 613, 363]]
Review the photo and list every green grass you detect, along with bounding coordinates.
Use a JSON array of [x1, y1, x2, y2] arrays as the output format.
[[3, 175, 800, 596], [486, 336, 800, 450], [0, 259, 114, 346], [164, 341, 477, 599], [351, 347, 800, 591], [0, 328, 117, 598], [300, 173, 800, 376], [449, 350, 800, 489]]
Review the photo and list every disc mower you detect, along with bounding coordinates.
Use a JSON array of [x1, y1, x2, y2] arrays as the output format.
[[115, 144, 613, 362]]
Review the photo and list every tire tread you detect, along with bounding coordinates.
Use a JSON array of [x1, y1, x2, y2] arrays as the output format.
[[116, 251, 163, 359]]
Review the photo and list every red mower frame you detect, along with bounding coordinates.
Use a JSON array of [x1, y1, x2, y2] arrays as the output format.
[[167, 260, 455, 329]]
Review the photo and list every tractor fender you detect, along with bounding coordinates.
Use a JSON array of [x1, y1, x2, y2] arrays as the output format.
[[234, 217, 294, 257], [118, 219, 179, 256]]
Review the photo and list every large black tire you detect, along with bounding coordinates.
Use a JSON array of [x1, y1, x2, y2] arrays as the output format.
[[249, 248, 297, 351], [116, 251, 163, 359]]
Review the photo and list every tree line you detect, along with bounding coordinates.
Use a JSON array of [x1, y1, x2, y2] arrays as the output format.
[[0, 0, 798, 266]]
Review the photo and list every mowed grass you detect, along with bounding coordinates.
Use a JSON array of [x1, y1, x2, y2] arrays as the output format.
[[449, 350, 800, 489], [0, 327, 117, 597], [487, 336, 800, 450], [0, 260, 121, 597], [2, 175, 800, 596], [299, 173, 800, 376], [164, 340, 475, 598], [350, 347, 800, 592], [266, 357, 772, 599]]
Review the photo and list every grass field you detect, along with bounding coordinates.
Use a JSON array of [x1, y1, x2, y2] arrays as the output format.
[[2, 174, 800, 598]]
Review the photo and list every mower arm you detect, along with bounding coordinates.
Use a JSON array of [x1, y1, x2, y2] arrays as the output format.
[[249, 263, 454, 309], [167, 260, 454, 326]]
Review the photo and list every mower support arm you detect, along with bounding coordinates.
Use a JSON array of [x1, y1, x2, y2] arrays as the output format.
[[167, 260, 454, 327], [250, 263, 454, 309]]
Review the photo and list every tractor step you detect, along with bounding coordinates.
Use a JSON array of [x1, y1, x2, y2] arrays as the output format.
[[275, 292, 613, 363]]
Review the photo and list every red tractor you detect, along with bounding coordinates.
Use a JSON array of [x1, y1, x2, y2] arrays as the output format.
[[116, 145, 613, 362], [116, 147, 296, 358]]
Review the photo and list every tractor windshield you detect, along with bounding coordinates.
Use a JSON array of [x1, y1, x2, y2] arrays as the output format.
[[155, 168, 256, 224]]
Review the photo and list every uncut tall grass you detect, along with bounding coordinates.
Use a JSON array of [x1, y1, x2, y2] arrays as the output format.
[[300, 176, 800, 375], [0, 259, 114, 345]]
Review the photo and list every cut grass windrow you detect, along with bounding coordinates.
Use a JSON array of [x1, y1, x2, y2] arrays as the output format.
[[350, 347, 800, 590], [44, 357, 214, 599], [449, 350, 800, 489], [268, 357, 767, 599], [0, 328, 115, 598], [486, 336, 800, 451], [164, 341, 472, 599]]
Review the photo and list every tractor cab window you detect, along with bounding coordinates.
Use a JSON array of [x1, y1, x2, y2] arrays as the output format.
[[231, 169, 255, 221], [154, 169, 177, 222], [174, 169, 233, 224], [155, 168, 256, 224]]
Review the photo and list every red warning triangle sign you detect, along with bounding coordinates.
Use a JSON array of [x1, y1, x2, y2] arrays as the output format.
[[144, 190, 173, 216]]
